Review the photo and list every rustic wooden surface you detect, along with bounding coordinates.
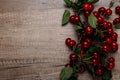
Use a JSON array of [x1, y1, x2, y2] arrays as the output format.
[[0, 0, 119, 80]]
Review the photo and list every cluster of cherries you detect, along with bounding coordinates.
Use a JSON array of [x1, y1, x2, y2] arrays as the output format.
[[65, 3, 119, 76]]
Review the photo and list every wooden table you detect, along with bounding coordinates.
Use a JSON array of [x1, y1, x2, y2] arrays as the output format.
[[0, 0, 119, 80]]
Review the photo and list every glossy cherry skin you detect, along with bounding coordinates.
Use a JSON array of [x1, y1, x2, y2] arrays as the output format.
[[107, 28, 113, 35], [106, 62, 115, 70], [103, 21, 108, 29], [89, 4, 94, 11], [82, 41, 90, 48], [108, 57, 115, 63], [84, 11, 91, 17], [115, 6, 120, 15], [96, 69, 103, 76], [85, 26, 93, 35], [113, 18, 120, 24], [93, 52, 100, 59], [93, 11, 99, 18], [69, 40, 76, 47], [91, 58, 98, 66], [111, 42, 118, 52], [74, 16, 80, 23], [69, 53, 78, 61], [69, 15, 75, 23], [101, 44, 111, 53], [105, 37, 112, 44], [84, 37, 92, 44], [107, 22, 112, 28], [97, 16, 104, 23], [83, 3, 90, 11], [98, 7, 106, 13], [112, 32, 118, 42], [65, 38, 71, 46], [106, 9, 112, 16]]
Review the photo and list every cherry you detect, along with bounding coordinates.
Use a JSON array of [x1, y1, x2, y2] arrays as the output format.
[[85, 26, 93, 35], [96, 69, 103, 76], [113, 18, 120, 24], [89, 4, 94, 11], [65, 38, 71, 46], [108, 57, 115, 63], [97, 16, 104, 23], [98, 7, 106, 13], [107, 22, 112, 28], [84, 37, 92, 44], [84, 11, 91, 17], [106, 9, 112, 16], [82, 41, 90, 48], [69, 53, 78, 61], [107, 28, 113, 35], [106, 62, 115, 70], [93, 52, 100, 59], [91, 58, 98, 66], [74, 16, 80, 23], [105, 37, 112, 44], [69, 40, 76, 47], [83, 3, 90, 11], [103, 21, 108, 29], [112, 32, 118, 42], [111, 42, 118, 52], [115, 6, 120, 15], [93, 11, 99, 18], [69, 15, 75, 23], [101, 44, 111, 53]]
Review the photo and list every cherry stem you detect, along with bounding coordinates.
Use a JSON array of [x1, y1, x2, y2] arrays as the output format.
[[83, 56, 93, 61]]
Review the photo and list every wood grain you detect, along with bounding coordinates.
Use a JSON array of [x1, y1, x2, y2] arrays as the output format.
[[0, 0, 119, 80]]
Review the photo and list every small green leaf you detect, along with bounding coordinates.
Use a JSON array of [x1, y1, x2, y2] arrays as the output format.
[[62, 10, 70, 26], [73, 47, 80, 55], [114, 23, 120, 29], [88, 13, 97, 28], [102, 69, 112, 80], [64, 0, 72, 6], [60, 67, 73, 80], [74, 24, 82, 31], [87, 0, 99, 4]]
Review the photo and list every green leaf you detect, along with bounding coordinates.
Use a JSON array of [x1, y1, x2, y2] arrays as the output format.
[[87, 0, 99, 4], [114, 23, 120, 29], [64, 0, 72, 6], [60, 67, 73, 80], [88, 13, 97, 28], [73, 47, 80, 55], [62, 10, 70, 26], [74, 24, 82, 31], [102, 69, 112, 80]]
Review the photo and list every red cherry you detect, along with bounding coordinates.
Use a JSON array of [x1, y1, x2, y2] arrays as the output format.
[[103, 21, 108, 29], [69, 15, 75, 23], [89, 4, 94, 11], [105, 37, 112, 44], [106, 9, 112, 16], [113, 18, 120, 24], [69, 53, 78, 61], [96, 69, 103, 76], [83, 3, 90, 11], [84, 37, 92, 44], [93, 11, 99, 18], [111, 42, 118, 52], [112, 32, 118, 42], [98, 7, 106, 13], [107, 28, 113, 35], [65, 38, 71, 46], [74, 16, 80, 23], [97, 16, 104, 23], [106, 62, 115, 70], [69, 40, 76, 47], [82, 41, 90, 48], [84, 11, 91, 17], [93, 52, 100, 59], [115, 6, 120, 15], [107, 22, 112, 28], [91, 58, 98, 66], [85, 26, 93, 35], [108, 57, 115, 63], [101, 44, 111, 53]]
